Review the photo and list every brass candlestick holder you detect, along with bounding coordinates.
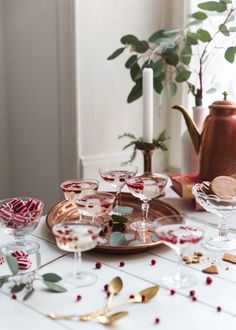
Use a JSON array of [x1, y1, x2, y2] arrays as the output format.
[[135, 143, 157, 174]]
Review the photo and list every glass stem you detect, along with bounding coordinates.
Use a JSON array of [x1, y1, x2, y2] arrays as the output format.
[[218, 216, 229, 241], [73, 250, 82, 278], [115, 186, 122, 207], [141, 201, 149, 224], [14, 235, 26, 244], [175, 251, 183, 281]]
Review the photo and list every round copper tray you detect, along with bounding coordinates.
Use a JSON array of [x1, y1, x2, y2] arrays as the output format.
[[46, 192, 182, 254]]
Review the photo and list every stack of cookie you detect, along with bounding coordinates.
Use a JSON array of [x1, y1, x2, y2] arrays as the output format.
[[201, 175, 236, 198]]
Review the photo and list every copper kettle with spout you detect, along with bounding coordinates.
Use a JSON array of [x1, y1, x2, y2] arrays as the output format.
[[173, 92, 236, 181]]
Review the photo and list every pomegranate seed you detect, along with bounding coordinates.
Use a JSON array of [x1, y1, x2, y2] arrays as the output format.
[[170, 289, 176, 296], [206, 276, 213, 285], [155, 318, 160, 324], [189, 290, 195, 297], [217, 306, 222, 312], [129, 294, 135, 299], [95, 262, 102, 269], [104, 284, 109, 291], [106, 291, 111, 298], [141, 295, 146, 302], [76, 295, 82, 302], [11, 293, 17, 300], [151, 259, 156, 266], [192, 296, 197, 302], [119, 261, 125, 267]]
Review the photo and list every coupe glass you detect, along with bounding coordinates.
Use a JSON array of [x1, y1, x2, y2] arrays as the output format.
[[53, 221, 100, 287], [192, 183, 236, 251], [126, 174, 168, 232], [99, 164, 138, 215], [155, 216, 204, 289], [60, 179, 99, 201], [0, 197, 44, 255]]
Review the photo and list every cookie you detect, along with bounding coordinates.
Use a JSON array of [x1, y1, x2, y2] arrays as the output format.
[[210, 176, 236, 197], [202, 265, 218, 274], [222, 253, 236, 264]]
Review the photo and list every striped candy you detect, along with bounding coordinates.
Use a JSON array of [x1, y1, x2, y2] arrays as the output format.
[[11, 250, 32, 270], [0, 255, 4, 265]]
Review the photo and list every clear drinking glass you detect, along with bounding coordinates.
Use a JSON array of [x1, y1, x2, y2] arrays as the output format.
[[155, 216, 204, 289], [0, 197, 44, 255], [193, 183, 236, 251], [99, 164, 138, 215], [60, 179, 99, 201], [126, 174, 168, 232], [53, 221, 100, 287]]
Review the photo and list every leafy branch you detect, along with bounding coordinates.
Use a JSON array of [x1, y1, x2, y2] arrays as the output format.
[[119, 130, 169, 164]]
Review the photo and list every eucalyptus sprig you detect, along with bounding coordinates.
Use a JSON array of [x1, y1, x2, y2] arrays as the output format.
[[119, 130, 169, 164], [0, 254, 66, 301]]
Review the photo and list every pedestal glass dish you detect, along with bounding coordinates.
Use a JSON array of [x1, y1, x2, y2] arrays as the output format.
[[193, 183, 236, 251], [60, 179, 99, 201], [126, 174, 168, 232], [53, 221, 100, 287], [0, 197, 44, 255]]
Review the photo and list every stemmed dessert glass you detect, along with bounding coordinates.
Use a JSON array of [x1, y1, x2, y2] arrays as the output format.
[[60, 179, 99, 201], [193, 183, 236, 251], [155, 215, 204, 289], [126, 174, 168, 232], [53, 220, 100, 287], [99, 164, 138, 215], [0, 197, 44, 255]]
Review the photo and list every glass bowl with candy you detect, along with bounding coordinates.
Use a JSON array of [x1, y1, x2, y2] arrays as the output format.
[[0, 197, 44, 255]]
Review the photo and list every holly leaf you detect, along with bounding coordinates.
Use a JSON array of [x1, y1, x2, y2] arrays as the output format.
[[107, 47, 125, 60], [42, 273, 62, 283], [43, 281, 67, 293]]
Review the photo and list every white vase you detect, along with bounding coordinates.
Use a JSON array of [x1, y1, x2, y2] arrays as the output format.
[[181, 106, 207, 174]]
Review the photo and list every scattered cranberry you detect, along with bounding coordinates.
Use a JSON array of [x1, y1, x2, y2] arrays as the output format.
[[129, 294, 135, 299], [217, 306, 222, 312], [104, 284, 109, 291], [76, 294, 82, 302], [95, 262, 102, 269], [119, 261, 125, 267], [189, 290, 195, 297], [170, 289, 176, 296], [155, 318, 160, 324], [206, 276, 213, 285], [192, 296, 197, 302], [11, 293, 17, 300], [151, 259, 156, 266], [106, 291, 111, 298], [141, 295, 146, 302]]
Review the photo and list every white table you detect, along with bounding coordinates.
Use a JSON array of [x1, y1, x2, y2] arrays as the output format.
[[1, 185, 236, 330]]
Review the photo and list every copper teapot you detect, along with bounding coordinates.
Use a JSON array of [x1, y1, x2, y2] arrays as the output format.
[[173, 92, 236, 181]]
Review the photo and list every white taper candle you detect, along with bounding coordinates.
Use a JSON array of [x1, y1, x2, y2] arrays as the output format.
[[143, 68, 153, 143]]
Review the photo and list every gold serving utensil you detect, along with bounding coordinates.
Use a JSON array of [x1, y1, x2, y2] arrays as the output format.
[[47, 313, 80, 321], [79, 286, 160, 321], [106, 276, 123, 309], [97, 311, 128, 325]]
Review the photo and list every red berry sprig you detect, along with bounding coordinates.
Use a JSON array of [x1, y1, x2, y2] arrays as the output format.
[[95, 262, 102, 269], [119, 261, 125, 267], [206, 276, 213, 285], [151, 259, 157, 266]]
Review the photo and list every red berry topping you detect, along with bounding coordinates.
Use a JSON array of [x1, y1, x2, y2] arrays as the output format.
[[155, 318, 160, 324], [104, 284, 109, 291], [192, 296, 197, 302], [95, 262, 102, 269], [206, 276, 213, 285], [141, 295, 146, 302], [151, 259, 156, 266], [0, 256, 4, 265], [119, 261, 125, 267], [170, 289, 176, 296], [76, 295, 82, 302], [217, 306, 222, 312], [189, 290, 195, 297], [129, 294, 135, 299], [106, 291, 111, 298], [11, 293, 17, 300]]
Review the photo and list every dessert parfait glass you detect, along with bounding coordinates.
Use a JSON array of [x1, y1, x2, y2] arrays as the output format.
[[0, 197, 44, 255], [193, 183, 236, 251], [99, 164, 138, 215], [53, 220, 100, 287], [60, 179, 99, 201], [155, 215, 204, 289], [126, 173, 168, 232]]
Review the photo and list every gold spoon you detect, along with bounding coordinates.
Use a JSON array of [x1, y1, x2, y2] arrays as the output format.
[[80, 286, 160, 321], [106, 276, 123, 309]]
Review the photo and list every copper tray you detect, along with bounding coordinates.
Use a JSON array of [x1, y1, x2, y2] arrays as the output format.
[[46, 192, 182, 254]]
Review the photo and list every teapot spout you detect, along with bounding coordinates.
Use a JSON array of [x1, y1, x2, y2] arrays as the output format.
[[172, 105, 201, 155]]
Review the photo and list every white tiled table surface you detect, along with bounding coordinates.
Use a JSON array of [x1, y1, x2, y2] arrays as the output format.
[[1, 183, 236, 330]]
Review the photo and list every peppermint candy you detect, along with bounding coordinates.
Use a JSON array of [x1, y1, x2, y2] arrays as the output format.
[[11, 250, 32, 270]]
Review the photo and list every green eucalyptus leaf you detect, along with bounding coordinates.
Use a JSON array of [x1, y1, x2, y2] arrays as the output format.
[[229, 26, 236, 32], [125, 55, 138, 68], [153, 77, 163, 94], [198, 1, 227, 12], [6, 255, 19, 276], [107, 47, 125, 60], [23, 288, 35, 301], [121, 34, 139, 45], [109, 232, 127, 246], [148, 29, 166, 43], [225, 46, 236, 63], [134, 40, 149, 53], [42, 273, 62, 283], [169, 82, 177, 97], [127, 81, 142, 103], [206, 87, 217, 94], [191, 11, 208, 20], [180, 44, 192, 65], [221, 0, 232, 3], [111, 214, 128, 224], [219, 23, 230, 36], [186, 32, 198, 45], [175, 65, 191, 82], [0, 277, 8, 288], [163, 53, 179, 66], [11, 283, 26, 293], [197, 29, 212, 42], [43, 281, 67, 293], [130, 63, 141, 81], [163, 28, 181, 37], [152, 59, 164, 77]]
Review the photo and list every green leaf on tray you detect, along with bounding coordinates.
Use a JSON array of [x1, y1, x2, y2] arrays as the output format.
[[6, 255, 19, 276], [109, 232, 127, 246], [43, 281, 67, 293], [23, 288, 35, 301], [111, 214, 128, 224], [42, 273, 62, 283], [11, 283, 26, 293]]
